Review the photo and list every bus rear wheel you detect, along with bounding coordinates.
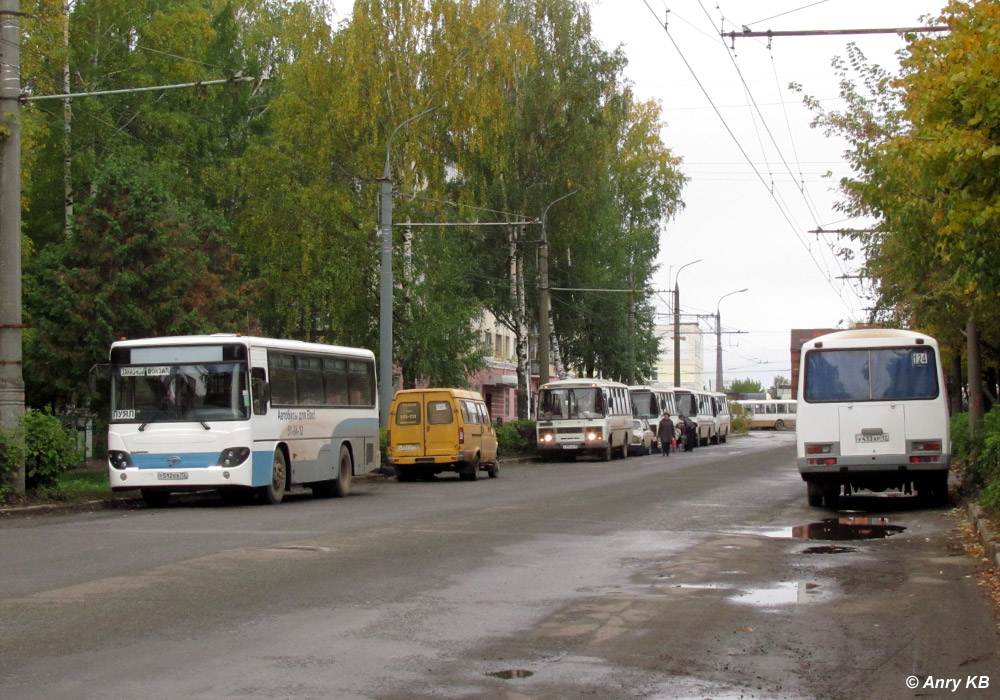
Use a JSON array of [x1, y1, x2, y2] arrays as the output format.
[[333, 445, 352, 497]]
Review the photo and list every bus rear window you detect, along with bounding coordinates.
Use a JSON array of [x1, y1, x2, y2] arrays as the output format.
[[804, 347, 938, 402]]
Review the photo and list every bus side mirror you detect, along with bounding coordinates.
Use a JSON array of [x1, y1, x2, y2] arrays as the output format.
[[88, 363, 110, 395]]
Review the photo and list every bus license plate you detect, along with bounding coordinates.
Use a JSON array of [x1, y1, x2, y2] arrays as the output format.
[[561, 445, 579, 450], [158, 471, 189, 481], [856, 434, 889, 443]]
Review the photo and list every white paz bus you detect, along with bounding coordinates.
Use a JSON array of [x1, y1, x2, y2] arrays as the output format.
[[796, 329, 950, 507], [536, 378, 632, 461], [107, 335, 380, 506]]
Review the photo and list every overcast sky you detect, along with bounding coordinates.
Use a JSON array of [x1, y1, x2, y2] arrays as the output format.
[[587, 0, 948, 389], [324, 0, 949, 389]]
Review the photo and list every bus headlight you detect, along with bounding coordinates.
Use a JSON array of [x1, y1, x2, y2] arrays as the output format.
[[586, 430, 602, 442], [218, 447, 251, 467], [540, 431, 555, 443], [108, 450, 133, 470]]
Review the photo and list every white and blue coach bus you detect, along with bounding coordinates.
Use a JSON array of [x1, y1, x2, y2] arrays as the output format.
[[107, 335, 379, 506]]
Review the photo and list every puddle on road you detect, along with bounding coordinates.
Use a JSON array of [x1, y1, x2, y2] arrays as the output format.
[[731, 581, 824, 607], [736, 516, 905, 542], [802, 544, 857, 554], [487, 669, 534, 680], [794, 517, 905, 541]]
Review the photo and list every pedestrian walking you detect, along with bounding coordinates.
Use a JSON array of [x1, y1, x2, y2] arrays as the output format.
[[657, 412, 675, 457]]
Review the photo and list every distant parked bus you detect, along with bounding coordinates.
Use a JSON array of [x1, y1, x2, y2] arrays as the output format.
[[629, 384, 676, 437], [796, 329, 950, 507], [536, 378, 632, 461], [734, 399, 797, 430], [674, 389, 730, 445], [107, 334, 380, 506]]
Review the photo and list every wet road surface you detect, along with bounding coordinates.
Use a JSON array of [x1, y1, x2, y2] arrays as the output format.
[[1, 431, 998, 699]]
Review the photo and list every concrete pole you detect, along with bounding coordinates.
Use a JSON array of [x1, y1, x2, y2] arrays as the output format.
[[377, 107, 436, 427], [538, 191, 577, 388], [0, 0, 25, 495], [714, 288, 747, 393], [672, 259, 700, 387]]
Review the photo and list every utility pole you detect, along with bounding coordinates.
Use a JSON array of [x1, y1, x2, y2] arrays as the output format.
[[377, 107, 437, 427], [673, 259, 700, 387], [538, 190, 577, 387], [714, 288, 748, 393], [0, 0, 25, 495]]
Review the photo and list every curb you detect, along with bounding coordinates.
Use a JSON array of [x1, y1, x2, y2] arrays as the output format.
[[967, 501, 1000, 569]]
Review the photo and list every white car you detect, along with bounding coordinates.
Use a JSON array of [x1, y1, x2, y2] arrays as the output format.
[[628, 418, 655, 456]]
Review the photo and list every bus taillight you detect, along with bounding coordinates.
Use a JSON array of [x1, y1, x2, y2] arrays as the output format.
[[808, 458, 837, 466]]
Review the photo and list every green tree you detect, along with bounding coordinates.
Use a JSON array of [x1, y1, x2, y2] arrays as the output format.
[[729, 378, 764, 395], [806, 0, 1000, 433], [25, 154, 247, 410]]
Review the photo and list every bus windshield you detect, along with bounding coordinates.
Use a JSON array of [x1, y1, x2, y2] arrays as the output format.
[[538, 387, 605, 420], [675, 392, 697, 418], [631, 391, 658, 419], [111, 362, 250, 423], [804, 347, 939, 402]]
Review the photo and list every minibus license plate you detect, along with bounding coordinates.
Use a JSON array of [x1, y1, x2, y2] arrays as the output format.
[[158, 471, 189, 480], [856, 434, 889, 443], [396, 444, 419, 451]]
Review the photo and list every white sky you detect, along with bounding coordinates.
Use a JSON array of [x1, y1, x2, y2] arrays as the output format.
[[588, 0, 947, 389], [324, 0, 948, 389]]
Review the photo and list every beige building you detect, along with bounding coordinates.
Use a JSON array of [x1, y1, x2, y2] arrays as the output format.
[[654, 322, 705, 389]]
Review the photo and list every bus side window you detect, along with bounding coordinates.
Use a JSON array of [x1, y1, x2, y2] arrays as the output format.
[[251, 367, 269, 416]]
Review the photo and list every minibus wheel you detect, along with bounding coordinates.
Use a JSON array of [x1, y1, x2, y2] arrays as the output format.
[[333, 445, 352, 497], [487, 460, 500, 478], [461, 454, 480, 481]]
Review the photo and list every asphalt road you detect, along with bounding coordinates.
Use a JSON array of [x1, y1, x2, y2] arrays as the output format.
[[1, 431, 998, 699]]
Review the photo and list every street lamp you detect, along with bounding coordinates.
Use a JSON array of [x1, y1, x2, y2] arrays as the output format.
[[379, 106, 437, 427], [715, 288, 748, 392], [673, 259, 701, 387], [538, 190, 578, 387]]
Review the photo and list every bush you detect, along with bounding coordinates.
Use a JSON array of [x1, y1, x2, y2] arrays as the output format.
[[497, 419, 535, 457], [0, 425, 25, 501], [951, 412, 971, 461], [22, 411, 83, 490], [954, 409, 1000, 516], [730, 403, 752, 433]]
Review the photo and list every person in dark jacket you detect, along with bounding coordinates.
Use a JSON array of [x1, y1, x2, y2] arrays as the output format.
[[685, 417, 698, 451], [656, 412, 675, 457]]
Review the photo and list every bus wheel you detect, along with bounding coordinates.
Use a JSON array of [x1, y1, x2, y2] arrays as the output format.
[[333, 445, 352, 497], [774, 420, 785, 431], [141, 488, 170, 508], [822, 484, 840, 509], [262, 450, 287, 505], [806, 482, 824, 507], [396, 465, 416, 482], [600, 443, 612, 462]]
